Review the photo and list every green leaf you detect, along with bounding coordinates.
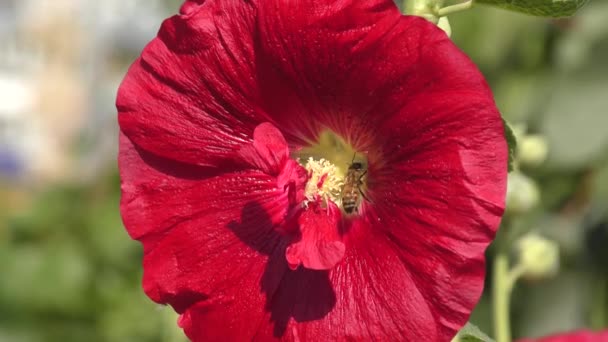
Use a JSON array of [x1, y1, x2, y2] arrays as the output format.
[[503, 118, 518, 173], [475, 0, 589, 17], [453, 322, 495, 342]]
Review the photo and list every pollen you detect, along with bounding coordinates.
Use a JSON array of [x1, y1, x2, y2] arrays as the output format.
[[303, 157, 343, 206]]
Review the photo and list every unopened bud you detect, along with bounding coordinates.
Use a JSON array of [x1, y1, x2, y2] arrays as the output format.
[[506, 171, 540, 215], [517, 134, 548, 167], [516, 234, 559, 280]]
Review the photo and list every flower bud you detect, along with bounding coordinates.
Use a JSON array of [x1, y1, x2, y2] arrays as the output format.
[[516, 234, 559, 280], [517, 134, 548, 167], [506, 171, 540, 215]]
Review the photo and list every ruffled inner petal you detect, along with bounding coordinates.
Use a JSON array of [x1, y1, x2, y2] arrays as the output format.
[[239, 122, 290, 176], [285, 202, 345, 271]]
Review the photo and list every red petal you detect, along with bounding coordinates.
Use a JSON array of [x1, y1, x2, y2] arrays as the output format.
[[256, 5, 505, 337], [239, 123, 290, 176], [255, 0, 403, 146], [121, 131, 333, 341], [285, 202, 345, 271], [284, 221, 443, 341], [179, 216, 480, 341], [256, 2, 488, 156], [362, 94, 505, 339], [180, 260, 338, 341], [179, 0, 205, 15], [119, 133, 225, 244], [375, 89, 506, 240], [117, 0, 266, 167], [119, 0, 507, 339], [120, 132, 292, 302]]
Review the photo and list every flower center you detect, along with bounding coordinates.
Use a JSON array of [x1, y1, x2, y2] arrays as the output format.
[[302, 157, 343, 204], [293, 130, 368, 213]]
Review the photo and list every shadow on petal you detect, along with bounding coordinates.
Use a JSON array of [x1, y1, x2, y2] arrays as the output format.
[[228, 201, 336, 337], [132, 143, 235, 180]]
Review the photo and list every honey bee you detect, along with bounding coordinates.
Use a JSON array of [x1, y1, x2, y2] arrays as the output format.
[[341, 157, 368, 215]]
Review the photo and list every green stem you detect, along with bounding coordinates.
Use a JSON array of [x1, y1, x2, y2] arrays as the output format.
[[493, 253, 512, 342], [403, 0, 473, 17], [591, 276, 607, 330], [506, 263, 526, 293], [437, 0, 473, 16], [403, 0, 442, 22]]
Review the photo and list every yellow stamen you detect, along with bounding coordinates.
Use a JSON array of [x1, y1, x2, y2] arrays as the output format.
[[294, 130, 369, 210], [303, 157, 343, 206]]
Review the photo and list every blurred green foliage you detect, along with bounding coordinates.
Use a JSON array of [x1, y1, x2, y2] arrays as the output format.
[[0, 0, 607, 341], [451, 1, 608, 339], [1, 172, 184, 341]]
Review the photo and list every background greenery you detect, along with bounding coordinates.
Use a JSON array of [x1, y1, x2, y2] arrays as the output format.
[[0, 0, 606, 341]]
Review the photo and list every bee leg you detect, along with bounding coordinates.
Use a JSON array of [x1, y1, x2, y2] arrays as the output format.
[[359, 188, 372, 203], [357, 171, 371, 204]]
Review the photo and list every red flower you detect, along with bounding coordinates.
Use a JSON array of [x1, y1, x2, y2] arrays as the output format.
[[117, 0, 507, 340], [517, 330, 608, 342]]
